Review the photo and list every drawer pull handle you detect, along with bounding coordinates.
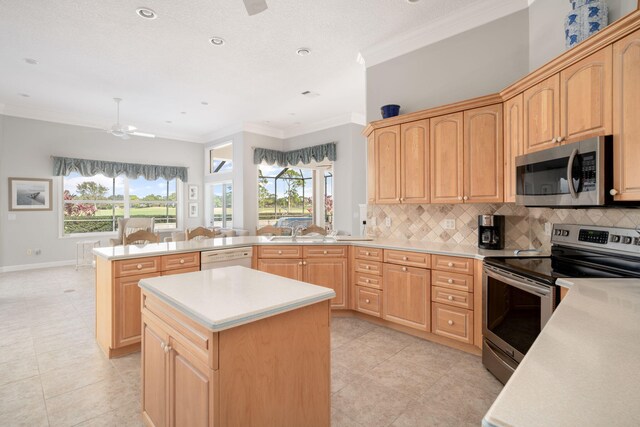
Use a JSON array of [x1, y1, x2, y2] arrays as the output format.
[[447, 279, 454, 284], [448, 296, 454, 301], [323, 250, 328, 254], [402, 256, 408, 261], [365, 299, 370, 304], [448, 320, 454, 326], [447, 262, 454, 267], [278, 250, 283, 255], [137, 264, 143, 270], [179, 259, 185, 264], [402, 267, 407, 272]]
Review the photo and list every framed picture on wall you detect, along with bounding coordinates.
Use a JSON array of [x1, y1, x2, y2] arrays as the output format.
[[9, 178, 53, 211], [188, 185, 198, 201], [188, 202, 198, 218]]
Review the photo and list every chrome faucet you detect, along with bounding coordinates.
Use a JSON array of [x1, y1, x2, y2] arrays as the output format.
[[291, 225, 306, 241]]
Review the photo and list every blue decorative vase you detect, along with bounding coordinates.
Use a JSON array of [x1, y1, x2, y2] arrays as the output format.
[[381, 104, 400, 119], [565, 0, 608, 49]]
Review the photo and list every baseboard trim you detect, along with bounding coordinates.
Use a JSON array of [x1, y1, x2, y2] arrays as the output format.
[[0, 259, 77, 273]]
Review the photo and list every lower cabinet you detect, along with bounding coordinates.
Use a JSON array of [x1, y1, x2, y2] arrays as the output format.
[[304, 258, 347, 309], [257, 259, 304, 281], [355, 286, 382, 317], [142, 317, 168, 427], [382, 263, 430, 331], [431, 303, 474, 345], [114, 272, 160, 349]]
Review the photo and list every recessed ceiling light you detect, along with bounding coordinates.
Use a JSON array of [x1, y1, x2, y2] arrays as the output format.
[[209, 37, 225, 46], [296, 48, 311, 56], [136, 8, 157, 19], [165, 120, 172, 124], [18, 93, 30, 97], [289, 113, 296, 116], [406, 0, 421, 3], [201, 101, 209, 106], [180, 111, 187, 115], [24, 58, 38, 65]]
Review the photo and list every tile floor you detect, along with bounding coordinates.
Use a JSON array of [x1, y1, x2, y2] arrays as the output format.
[[0, 266, 502, 426]]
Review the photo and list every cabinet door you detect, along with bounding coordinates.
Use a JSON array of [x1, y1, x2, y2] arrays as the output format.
[[560, 46, 612, 142], [382, 264, 430, 331], [612, 29, 640, 201], [303, 258, 347, 309], [169, 338, 217, 427], [464, 104, 504, 203], [430, 112, 464, 203], [375, 126, 401, 203], [142, 316, 169, 427], [367, 133, 376, 204], [504, 94, 524, 203], [400, 120, 430, 203], [114, 272, 160, 348], [523, 74, 560, 154], [257, 259, 303, 281]]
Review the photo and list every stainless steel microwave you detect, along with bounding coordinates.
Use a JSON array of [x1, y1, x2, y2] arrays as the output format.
[[515, 136, 612, 207]]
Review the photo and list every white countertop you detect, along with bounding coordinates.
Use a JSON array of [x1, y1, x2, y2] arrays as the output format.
[[483, 278, 640, 427], [93, 235, 543, 261], [138, 266, 336, 332]]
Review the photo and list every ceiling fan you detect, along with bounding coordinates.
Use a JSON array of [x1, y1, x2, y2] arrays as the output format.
[[243, 0, 268, 16], [102, 98, 155, 140]]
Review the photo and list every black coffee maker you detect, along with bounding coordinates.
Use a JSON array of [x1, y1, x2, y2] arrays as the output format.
[[478, 215, 505, 250]]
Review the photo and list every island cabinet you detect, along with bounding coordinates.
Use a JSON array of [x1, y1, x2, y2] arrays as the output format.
[[257, 245, 348, 309], [95, 252, 200, 358]]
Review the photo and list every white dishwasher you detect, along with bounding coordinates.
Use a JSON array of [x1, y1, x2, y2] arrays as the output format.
[[200, 247, 253, 270]]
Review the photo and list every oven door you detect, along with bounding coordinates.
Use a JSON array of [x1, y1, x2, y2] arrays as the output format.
[[515, 137, 605, 207], [483, 265, 555, 363]]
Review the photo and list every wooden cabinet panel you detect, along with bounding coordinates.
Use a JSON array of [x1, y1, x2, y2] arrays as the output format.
[[432, 303, 473, 344], [431, 270, 474, 292], [304, 258, 347, 309], [613, 29, 640, 201], [161, 252, 200, 271], [432, 255, 474, 275], [375, 126, 401, 203], [161, 267, 200, 276], [523, 74, 561, 154], [464, 104, 504, 203], [354, 259, 382, 276], [115, 272, 160, 348], [355, 286, 382, 317], [400, 120, 430, 203], [504, 94, 524, 203], [354, 246, 383, 262], [303, 246, 348, 258], [114, 256, 160, 278], [257, 245, 303, 259], [432, 286, 473, 310], [354, 272, 382, 290], [257, 259, 303, 281], [561, 46, 612, 142], [142, 316, 169, 427], [367, 133, 376, 204], [382, 264, 430, 331], [430, 113, 464, 203], [383, 250, 430, 269]]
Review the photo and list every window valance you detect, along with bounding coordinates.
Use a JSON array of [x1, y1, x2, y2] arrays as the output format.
[[52, 156, 188, 182], [253, 142, 337, 167]]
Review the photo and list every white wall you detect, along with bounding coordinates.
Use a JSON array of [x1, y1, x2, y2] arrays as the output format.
[[529, 0, 638, 70], [0, 115, 204, 269]]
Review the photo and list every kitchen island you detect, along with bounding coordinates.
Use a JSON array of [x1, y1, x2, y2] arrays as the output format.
[[139, 266, 335, 427]]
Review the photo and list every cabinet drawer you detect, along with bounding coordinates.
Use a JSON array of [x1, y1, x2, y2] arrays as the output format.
[[384, 250, 430, 268], [431, 270, 474, 292], [303, 246, 348, 258], [354, 247, 383, 262], [355, 286, 382, 317], [431, 303, 473, 344], [354, 272, 382, 289], [354, 259, 382, 276], [258, 245, 303, 259], [161, 266, 201, 276], [114, 257, 161, 278], [432, 286, 473, 310], [432, 255, 474, 275], [161, 252, 200, 271]]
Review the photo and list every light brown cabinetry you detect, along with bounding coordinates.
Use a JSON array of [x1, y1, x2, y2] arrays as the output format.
[[612, 29, 640, 201], [430, 112, 464, 203], [382, 255, 431, 331], [355, 286, 382, 317], [303, 258, 348, 309], [257, 259, 304, 281], [504, 94, 524, 203], [431, 302, 474, 345], [400, 120, 430, 203], [523, 74, 561, 154], [353, 246, 384, 318], [367, 133, 376, 204], [375, 125, 401, 203]]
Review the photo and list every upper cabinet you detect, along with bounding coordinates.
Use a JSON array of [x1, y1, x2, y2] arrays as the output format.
[[400, 120, 430, 204], [430, 113, 464, 204], [560, 45, 612, 142], [504, 94, 524, 203], [367, 133, 376, 204], [523, 74, 561, 154], [612, 28, 640, 201], [464, 104, 504, 204], [374, 126, 401, 204]]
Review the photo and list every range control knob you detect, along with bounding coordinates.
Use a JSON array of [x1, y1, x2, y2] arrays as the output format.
[[561, 230, 570, 237], [622, 236, 633, 245], [611, 235, 621, 243]]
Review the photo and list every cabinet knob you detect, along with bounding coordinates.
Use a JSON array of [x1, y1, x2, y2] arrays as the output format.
[[448, 295, 454, 301], [447, 278, 454, 284], [365, 265, 370, 269], [447, 262, 454, 267], [303, 261, 307, 265], [299, 261, 303, 265], [278, 250, 283, 254], [402, 267, 407, 272], [164, 345, 171, 354], [463, 196, 468, 201], [551, 137, 557, 143], [448, 320, 454, 326], [365, 299, 371, 304], [137, 264, 142, 270], [365, 251, 370, 256], [365, 279, 370, 283], [610, 189, 619, 196], [179, 259, 185, 264], [400, 197, 404, 202], [160, 342, 166, 350], [323, 250, 328, 254], [402, 256, 408, 261], [458, 196, 463, 201], [558, 136, 565, 143]]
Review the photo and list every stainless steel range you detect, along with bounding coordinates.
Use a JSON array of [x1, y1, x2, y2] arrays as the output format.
[[482, 223, 640, 384]]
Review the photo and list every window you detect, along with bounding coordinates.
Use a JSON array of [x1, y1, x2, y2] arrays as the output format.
[[258, 164, 333, 230], [210, 182, 233, 228], [208, 142, 233, 174], [63, 172, 178, 235]]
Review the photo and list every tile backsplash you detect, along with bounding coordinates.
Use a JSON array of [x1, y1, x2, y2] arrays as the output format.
[[367, 204, 640, 252]]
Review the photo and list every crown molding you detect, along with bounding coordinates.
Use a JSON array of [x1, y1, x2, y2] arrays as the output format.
[[243, 122, 285, 139], [359, 0, 530, 68], [201, 123, 246, 143]]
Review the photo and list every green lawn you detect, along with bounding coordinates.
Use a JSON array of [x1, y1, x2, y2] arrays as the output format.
[[95, 207, 176, 216]]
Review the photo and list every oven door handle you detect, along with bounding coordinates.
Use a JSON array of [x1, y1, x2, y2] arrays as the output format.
[[485, 267, 551, 297], [567, 148, 579, 199]]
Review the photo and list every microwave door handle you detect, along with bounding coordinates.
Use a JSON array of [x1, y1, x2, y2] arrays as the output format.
[[567, 148, 579, 199]]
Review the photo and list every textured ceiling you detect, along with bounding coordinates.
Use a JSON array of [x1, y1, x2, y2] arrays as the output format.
[[0, 0, 500, 142]]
